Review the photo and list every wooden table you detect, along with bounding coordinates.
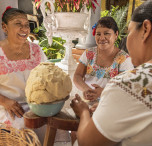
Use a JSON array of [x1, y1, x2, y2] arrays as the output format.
[[23, 108, 79, 146]]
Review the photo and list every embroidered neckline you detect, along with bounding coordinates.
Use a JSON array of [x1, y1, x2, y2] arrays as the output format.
[[109, 63, 152, 109], [93, 48, 122, 70], [0, 42, 41, 75]]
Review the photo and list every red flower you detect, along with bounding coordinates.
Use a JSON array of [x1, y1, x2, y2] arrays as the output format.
[[92, 28, 96, 36]]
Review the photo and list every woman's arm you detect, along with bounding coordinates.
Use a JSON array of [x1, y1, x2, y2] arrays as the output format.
[[71, 94, 117, 146], [73, 62, 91, 92], [0, 94, 24, 120]]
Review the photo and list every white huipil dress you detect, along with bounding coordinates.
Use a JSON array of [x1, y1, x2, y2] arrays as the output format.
[[0, 42, 47, 129]]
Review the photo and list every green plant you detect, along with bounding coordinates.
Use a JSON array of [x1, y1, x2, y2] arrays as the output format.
[[33, 24, 66, 59], [101, 4, 129, 47]]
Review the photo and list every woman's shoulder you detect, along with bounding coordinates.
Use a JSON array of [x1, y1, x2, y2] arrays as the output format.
[[86, 47, 96, 52], [111, 63, 152, 81], [28, 41, 40, 48], [85, 47, 96, 55], [114, 49, 130, 64], [85, 47, 96, 60], [108, 63, 152, 109], [0, 40, 7, 54], [117, 49, 129, 57], [28, 41, 42, 52]]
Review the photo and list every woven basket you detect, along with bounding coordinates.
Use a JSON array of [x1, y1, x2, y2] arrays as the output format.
[[0, 123, 41, 146]]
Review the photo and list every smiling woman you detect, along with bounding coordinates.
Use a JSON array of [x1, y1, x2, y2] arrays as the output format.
[[0, 7, 47, 130], [1, 7, 31, 60], [73, 16, 134, 110]]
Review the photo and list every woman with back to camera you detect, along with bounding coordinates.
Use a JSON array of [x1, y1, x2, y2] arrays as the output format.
[[71, 0, 152, 145], [0, 7, 47, 129], [73, 16, 134, 111]]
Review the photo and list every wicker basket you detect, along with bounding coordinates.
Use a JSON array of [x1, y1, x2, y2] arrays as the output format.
[[0, 123, 41, 146]]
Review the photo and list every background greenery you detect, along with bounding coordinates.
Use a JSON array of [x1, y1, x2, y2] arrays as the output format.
[[33, 24, 66, 60]]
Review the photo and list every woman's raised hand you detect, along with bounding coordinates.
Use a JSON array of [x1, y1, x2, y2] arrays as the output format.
[[2, 98, 24, 120], [83, 84, 103, 101], [90, 102, 99, 113], [70, 94, 90, 118]]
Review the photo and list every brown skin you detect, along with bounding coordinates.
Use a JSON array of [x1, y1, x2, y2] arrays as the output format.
[[0, 95, 24, 120], [71, 20, 152, 146], [70, 94, 117, 146], [73, 26, 119, 101], [0, 14, 30, 119], [90, 102, 98, 113], [1, 14, 30, 61], [127, 20, 152, 66], [73, 62, 104, 101]]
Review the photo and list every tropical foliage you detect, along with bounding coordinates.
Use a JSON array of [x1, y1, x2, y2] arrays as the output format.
[[33, 24, 66, 59]]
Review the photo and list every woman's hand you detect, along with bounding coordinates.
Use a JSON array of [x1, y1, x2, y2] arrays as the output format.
[[70, 94, 90, 118], [2, 98, 24, 120], [83, 84, 103, 101], [90, 102, 99, 113]]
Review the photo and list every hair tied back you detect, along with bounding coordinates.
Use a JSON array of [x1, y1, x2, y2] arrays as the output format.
[[2, 6, 12, 18]]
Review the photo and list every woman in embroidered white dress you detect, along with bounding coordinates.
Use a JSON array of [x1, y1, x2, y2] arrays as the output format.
[[73, 17, 134, 110], [0, 7, 47, 129], [71, 1, 152, 146]]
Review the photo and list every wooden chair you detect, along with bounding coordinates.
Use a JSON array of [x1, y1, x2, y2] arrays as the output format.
[[24, 110, 79, 146]]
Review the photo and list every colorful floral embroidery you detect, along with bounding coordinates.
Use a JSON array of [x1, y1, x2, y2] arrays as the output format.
[[110, 63, 152, 109], [85, 48, 129, 79], [0, 43, 41, 75], [115, 54, 126, 64], [110, 68, 119, 78], [86, 50, 95, 60], [87, 64, 94, 74], [96, 69, 106, 79]]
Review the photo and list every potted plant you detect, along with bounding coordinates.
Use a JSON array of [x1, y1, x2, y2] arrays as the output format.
[[33, 23, 66, 61], [33, 0, 99, 70], [37, 0, 99, 44], [33, 0, 99, 12], [33, 0, 99, 34]]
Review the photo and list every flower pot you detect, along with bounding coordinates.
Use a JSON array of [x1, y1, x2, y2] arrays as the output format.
[[54, 12, 89, 31], [40, 0, 90, 33], [40, 0, 90, 70]]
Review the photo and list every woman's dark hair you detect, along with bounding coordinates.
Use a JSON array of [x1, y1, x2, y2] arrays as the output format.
[[2, 8, 26, 24], [131, 0, 152, 29], [96, 16, 119, 33]]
